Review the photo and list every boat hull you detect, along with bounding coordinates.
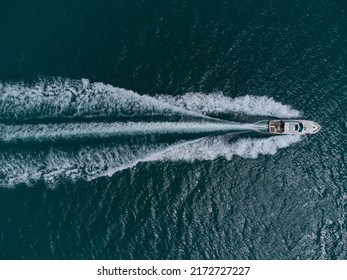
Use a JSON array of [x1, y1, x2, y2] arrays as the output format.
[[269, 120, 321, 135]]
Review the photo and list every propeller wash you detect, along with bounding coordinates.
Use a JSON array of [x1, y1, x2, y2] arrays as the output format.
[[0, 78, 303, 187]]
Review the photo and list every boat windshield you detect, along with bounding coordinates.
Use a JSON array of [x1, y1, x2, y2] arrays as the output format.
[[289, 124, 297, 131], [289, 123, 302, 132]]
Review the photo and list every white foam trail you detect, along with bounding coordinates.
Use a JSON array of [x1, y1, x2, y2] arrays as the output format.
[[0, 78, 204, 121], [156, 92, 302, 118], [0, 77, 304, 188], [0, 143, 167, 187], [145, 134, 303, 161], [0, 134, 302, 188], [0, 122, 263, 143], [1, 78, 301, 122], [85, 135, 303, 181]]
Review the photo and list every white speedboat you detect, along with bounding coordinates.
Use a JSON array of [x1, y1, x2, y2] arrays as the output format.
[[269, 120, 321, 135]]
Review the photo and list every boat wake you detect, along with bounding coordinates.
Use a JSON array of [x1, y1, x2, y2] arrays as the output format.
[[0, 78, 303, 187], [0, 78, 301, 121], [155, 92, 301, 118], [0, 122, 265, 144]]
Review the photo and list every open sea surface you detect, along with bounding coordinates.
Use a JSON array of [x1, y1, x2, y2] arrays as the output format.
[[0, 0, 346, 259]]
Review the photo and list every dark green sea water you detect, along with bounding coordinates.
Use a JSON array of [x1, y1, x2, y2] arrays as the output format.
[[0, 0, 346, 259]]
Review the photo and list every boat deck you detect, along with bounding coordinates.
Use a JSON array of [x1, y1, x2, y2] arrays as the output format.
[[269, 120, 284, 133]]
